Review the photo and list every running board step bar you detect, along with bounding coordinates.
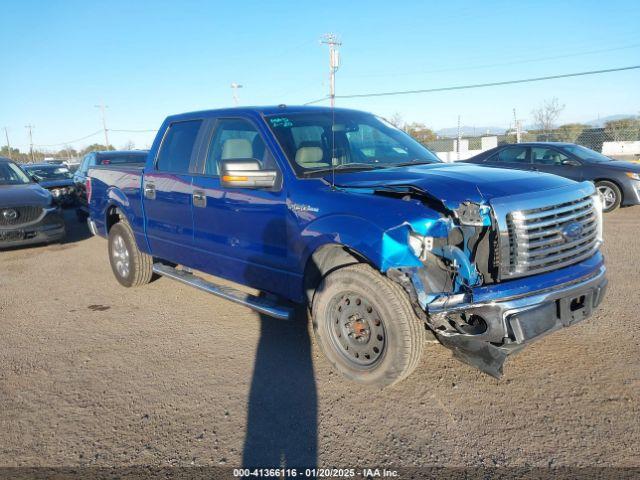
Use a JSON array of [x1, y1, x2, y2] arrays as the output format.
[[152, 263, 293, 320]]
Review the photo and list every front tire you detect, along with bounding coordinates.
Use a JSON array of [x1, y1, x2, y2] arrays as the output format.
[[312, 263, 425, 387], [595, 180, 622, 213], [108, 221, 153, 287]]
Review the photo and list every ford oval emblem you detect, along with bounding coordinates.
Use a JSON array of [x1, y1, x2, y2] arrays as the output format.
[[562, 222, 583, 241], [2, 208, 18, 221]]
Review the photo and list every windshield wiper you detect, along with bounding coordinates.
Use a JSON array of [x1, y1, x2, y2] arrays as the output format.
[[384, 160, 435, 168], [304, 163, 383, 176]]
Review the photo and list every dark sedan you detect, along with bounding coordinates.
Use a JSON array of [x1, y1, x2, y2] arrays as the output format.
[[22, 163, 76, 206], [0, 157, 66, 248], [464, 142, 640, 212]]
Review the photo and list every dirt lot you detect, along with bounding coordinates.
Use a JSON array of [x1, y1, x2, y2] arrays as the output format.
[[1, 207, 639, 469]]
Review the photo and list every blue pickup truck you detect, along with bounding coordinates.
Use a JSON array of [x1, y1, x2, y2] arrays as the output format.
[[88, 106, 607, 385]]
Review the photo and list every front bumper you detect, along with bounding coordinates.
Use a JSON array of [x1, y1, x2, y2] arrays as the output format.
[[425, 255, 607, 377], [0, 208, 66, 249]]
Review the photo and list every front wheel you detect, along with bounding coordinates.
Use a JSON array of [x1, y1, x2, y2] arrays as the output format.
[[312, 264, 426, 387], [108, 221, 153, 287], [595, 180, 622, 213]]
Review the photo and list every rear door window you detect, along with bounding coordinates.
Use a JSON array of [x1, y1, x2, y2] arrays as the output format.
[[531, 147, 570, 165], [497, 146, 529, 164], [156, 120, 203, 173]]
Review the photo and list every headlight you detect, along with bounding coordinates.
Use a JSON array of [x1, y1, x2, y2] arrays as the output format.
[[625, 172, 640, 181]]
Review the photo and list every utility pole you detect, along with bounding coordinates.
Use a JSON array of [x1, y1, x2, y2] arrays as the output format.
[[456, 115, 462, 161], [25, 124, 35, 162], [230, 83, 243, 106], [513, 108, 521, 143], [321, 33, 341, 107], [3, 127, 11, 159], [94, 103, 110, 148]]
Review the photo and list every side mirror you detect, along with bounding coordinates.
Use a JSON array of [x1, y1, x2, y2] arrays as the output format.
[[562, 159, 580, 167], [220, 159, 277, 189]]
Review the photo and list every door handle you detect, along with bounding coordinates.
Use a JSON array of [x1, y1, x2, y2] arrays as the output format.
[[193, 189, 207, 208], [144, 183, 156, 200]]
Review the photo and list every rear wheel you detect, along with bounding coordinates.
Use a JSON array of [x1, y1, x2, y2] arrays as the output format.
[[108, 221, 153, 287], [595, 180, 621, 213], [312, 263, 425, 387]]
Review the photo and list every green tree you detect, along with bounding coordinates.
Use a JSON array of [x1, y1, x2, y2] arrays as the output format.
[[604, 118, 640, 141], [404, 122, 436, 145], [554, 123, 587, 143], [79, 144, 115, 156]]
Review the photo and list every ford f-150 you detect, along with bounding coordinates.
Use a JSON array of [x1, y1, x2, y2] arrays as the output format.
[[87, 106, 607, 386]]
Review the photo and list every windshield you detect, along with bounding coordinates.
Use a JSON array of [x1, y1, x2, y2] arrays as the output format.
[[24, 165, 73, 181], [265, 111, 441, 176], [97, 153, 147, 165], [563, 145, 613, 163], [0, 162, 33, 185]]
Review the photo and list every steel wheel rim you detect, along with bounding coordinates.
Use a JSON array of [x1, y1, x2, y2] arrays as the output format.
[[327, 292, 386, 368], [597, 185, 616, 210], [112, 234, 130, 278]]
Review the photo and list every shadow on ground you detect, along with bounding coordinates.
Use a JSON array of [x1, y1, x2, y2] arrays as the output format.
[[242, 307, 318, 469]]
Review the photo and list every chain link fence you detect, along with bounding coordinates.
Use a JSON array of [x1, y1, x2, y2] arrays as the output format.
[[424, 125, 640, 162]]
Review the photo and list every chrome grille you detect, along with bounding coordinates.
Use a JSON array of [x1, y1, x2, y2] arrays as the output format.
[[0, 206, 44, 227], [505, 194, 600, 278]]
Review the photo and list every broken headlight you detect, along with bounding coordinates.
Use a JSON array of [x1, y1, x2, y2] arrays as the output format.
[[408, 232, 433, 261], [454, 202, 492, 226]]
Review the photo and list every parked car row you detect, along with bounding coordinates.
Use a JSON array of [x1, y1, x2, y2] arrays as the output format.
[[0, 150, 147, 248]]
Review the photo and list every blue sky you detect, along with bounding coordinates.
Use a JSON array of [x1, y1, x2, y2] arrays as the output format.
[[1, 0, 639, 151]]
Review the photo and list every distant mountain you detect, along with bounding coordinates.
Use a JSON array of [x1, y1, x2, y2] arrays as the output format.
[[584, 114, 638, 128], [436, 125, 506, 137]]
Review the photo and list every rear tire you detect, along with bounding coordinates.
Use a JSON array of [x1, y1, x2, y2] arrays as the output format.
[[312, 263, 425, 387], [595, 180, 621, 213], [108, 221, 153, 287]]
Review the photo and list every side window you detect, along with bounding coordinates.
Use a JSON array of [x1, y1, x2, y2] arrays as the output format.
[[156, 120, 202, 173], [531, 147, 569, 166], [204, 118, 276, 175], [497, 146, 529, 164], [79, 155, 91, 174]]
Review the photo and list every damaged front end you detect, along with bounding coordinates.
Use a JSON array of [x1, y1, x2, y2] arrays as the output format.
[[378, 183, 607, 378]]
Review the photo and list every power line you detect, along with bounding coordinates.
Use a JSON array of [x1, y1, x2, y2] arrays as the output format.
[[33, 130, 103, 147], [110, 129, 158, 133], [304, 65, 640, 104], [341, 42, 640, 80]]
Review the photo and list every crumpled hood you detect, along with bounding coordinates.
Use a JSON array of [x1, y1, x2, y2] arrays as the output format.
[[0, 183, 53, 207], [328, 162, 574, 208]]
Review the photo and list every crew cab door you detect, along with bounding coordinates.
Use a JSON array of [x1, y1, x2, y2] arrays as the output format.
[[142, 119, 204, 264], [189, 116, 295, 297]]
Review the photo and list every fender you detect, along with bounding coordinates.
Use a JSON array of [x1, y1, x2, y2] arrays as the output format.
[[298, 214, 387, 273]]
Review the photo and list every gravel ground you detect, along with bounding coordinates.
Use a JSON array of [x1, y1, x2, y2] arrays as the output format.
[[1, 207, 638, 470]]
